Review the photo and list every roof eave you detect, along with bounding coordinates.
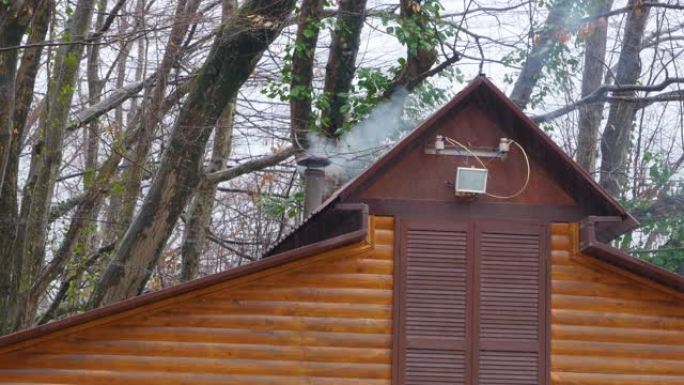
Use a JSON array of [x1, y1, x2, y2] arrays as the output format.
[[580, 216, 684, 293]]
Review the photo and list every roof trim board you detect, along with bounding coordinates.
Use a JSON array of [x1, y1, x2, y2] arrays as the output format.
[[0, 204, 370, 352], [580, 216, 684, 294]]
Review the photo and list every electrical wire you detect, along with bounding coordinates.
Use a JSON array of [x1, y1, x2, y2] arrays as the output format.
[[485, 141, 530, 199], [443, 136, 531, 200], [444, 137, 488, 169]]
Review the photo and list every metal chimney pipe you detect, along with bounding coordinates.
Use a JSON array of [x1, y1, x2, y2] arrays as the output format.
[[297, 155, 331, 218], [303, 167, 325, 217]]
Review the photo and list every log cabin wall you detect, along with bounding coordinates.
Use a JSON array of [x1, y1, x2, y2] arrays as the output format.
[[551, 223, 684, 385], [0, 216, 395, 385]]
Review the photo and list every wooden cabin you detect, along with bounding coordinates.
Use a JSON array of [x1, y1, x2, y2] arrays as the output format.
[[0, 76, 682, 385]]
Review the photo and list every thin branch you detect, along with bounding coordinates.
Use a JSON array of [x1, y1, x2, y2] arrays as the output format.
[[205, 147, 296, 184], [48, 194, 86, 224], [532, 77, 684, 122], [90, 0, 128, 41], [206, 230, 257, 262], [579, 2, 684, 24], [37, 242, 116, 325], [66, 75, 155, 132]]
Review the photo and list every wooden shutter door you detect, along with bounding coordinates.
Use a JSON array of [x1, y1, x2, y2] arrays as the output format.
[[401, 222, 470, 385], [475, 223, 547, 385]]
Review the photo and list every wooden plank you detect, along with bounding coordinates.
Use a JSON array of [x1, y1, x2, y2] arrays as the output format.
[[25, 339, 392, 364], [551, 371, 684, 385], [74, 326, 392, 348], [162, 300, 391, 319], [305, 259, 393, 274], [256, 273, 393, 290], [552, 340, 684, 360], [552, 294, 684, 316], [553, 309, 684, 330], [0, 369, 391, 385], [552, 355, 684, 375], [0, 238, 374, 355], [553, 280, 674, 301], [0, 353, 392, 378], [209, 286, 393, 304]]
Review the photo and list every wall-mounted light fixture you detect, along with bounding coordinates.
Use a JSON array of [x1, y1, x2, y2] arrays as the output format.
[[455, 167, 488, 195]]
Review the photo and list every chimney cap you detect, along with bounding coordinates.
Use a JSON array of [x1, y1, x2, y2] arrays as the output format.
[[296, 154, 331, 168]]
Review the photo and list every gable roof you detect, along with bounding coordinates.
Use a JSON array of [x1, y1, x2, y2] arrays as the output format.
[[325, 75, 635, 226]]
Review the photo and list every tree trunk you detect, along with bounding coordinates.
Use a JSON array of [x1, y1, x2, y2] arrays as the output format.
[[17, 124, 139, 328], [90, 0, 297, 308], [320, 0, 368, 138], [509, 0, 572, 109], [6, 0, 96, 331], [599, 0, 652, 196], [103, 0, 144, 243], [0, 34, 21, 201], [118, 0, 202, 232], [180, 101, 235, 281], [384, 0, 438, 96], [64, 1, 108, 312], [180, 0, 238, 282], [0, 1, 43, 199], [0, 0, 51, 332], [576, 0, 613, 173], [289, 0, 325, 148]]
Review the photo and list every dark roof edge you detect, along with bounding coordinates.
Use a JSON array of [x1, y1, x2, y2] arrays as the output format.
[[0, 206, 370, 352], [580, 216, 684, 293]]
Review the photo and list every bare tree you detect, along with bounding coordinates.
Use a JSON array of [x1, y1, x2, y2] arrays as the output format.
[[289, 0, 325, 149], [0, 0, 46, 199], [320, 0, 368, 138], [1, 0, 683, 334], [118, 0, 203, 233], [90, 0, 298, 308], [599, 0, 653, 196], [180, 0, 238, 282], [576, 0, 613, 172], [510, 0, 573, 109], [0, 0, 52, 330], [6, 0, 97, 331]]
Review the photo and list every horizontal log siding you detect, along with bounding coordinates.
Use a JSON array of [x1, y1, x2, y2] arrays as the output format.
[[550, 223, 684, 385], [0, 217, 395, 385]]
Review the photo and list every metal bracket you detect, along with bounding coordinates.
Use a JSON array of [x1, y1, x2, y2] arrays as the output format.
[[425, 147, 506, 159]]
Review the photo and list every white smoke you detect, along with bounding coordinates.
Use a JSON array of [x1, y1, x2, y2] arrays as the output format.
[[307, 87, 412, 183]]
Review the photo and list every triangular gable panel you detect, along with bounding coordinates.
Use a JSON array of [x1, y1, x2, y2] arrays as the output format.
[[331, 76, 634, 224], [357, 101, 575, 206]]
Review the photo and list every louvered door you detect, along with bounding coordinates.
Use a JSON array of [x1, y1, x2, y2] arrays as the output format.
[[398, 221, 547, 385], [474, 223, 547, 385], [402, 222, 470, 385]]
